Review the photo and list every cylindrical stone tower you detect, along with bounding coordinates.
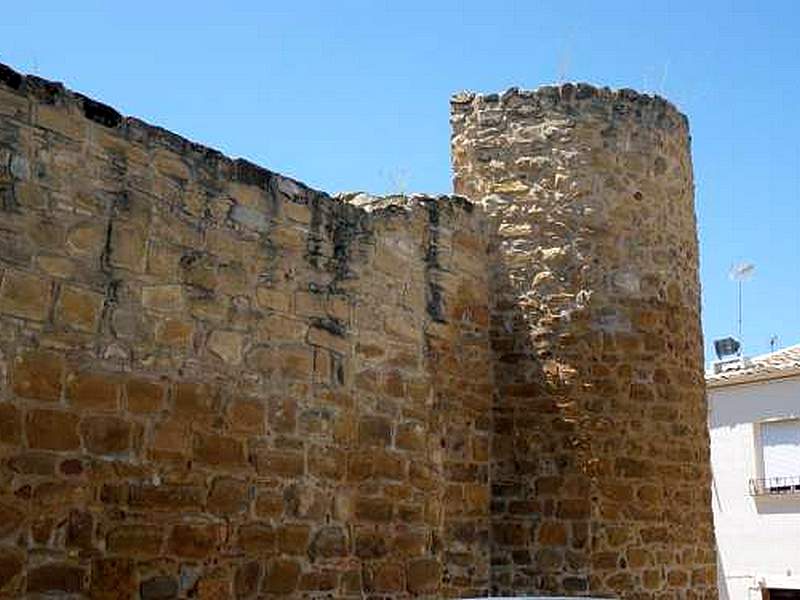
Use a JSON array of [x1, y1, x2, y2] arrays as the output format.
[[451, 85, 717, 598]]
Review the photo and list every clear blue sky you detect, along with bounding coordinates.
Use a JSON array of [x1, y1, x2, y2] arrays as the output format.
[[2, 1, 799, 362]]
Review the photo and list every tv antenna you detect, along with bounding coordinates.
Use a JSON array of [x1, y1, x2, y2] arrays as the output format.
[[729, 261, 755, 340]]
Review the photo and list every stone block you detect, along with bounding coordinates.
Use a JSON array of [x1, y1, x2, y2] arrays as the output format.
[[256, 286, 291, 312], [207, 329, 244, 364], [90, 557, 136, 600], [396, 422, 425, 452], [207, 477, 249, 515], [279, 346, 313, 380], [307, 325, 350, 355], [283, 200, 311, 224], [140, 576, 179, 600], [66, 221, 106, 256], [107, 525, 163, 556], [0, 269, 50, 321], [255, 492, 284, 519], [355, 530, 389, 559], [309, 526, 348, 560], [126, 378, 165, 413], [110, 222, 146, 272], [142, 284, 185, 313], [298, 569, 338, 592], [12, 350, 64, 401], [128, 484, 203, 511], [0, 547, 23, 592], [26, 563, 86, 595], [36, 104, 84, 138], [193, 432, 245, 467], [67, 372, 119, 410], [406, 558, 441, 594], [308, 445, 345, 481], [150, 419, 190, 459], [80, 415, 131, 455], [155, 318, 194, 348], [57, 284, 103, 332], [372, 563, 404, 592], [262, 559, 300, 594], [8, 451, 58, 475], [277, 523, 310, 555], [234, 562, 261, 598], [0, 403, 20, 444], [0, 502, 23, 539], [358, 415, 392, 448], [238, 522, 276, 556], [168, 523, 218, 559], [26, 409, 80, 450], [251, 448, 304, 478], [227, 399, 264, 434]]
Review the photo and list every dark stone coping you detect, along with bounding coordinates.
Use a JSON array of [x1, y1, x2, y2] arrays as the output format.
[[451, 82, 689, 130], [0, 61, 477, 220]]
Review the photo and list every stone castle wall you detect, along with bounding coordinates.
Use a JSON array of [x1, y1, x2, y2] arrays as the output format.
[[0, 61, 716, 599], [452, 85, 716, 597], [0, 65, 492, 598]]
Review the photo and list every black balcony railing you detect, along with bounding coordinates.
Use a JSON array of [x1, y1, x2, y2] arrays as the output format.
[[750, 476, 800, 496]]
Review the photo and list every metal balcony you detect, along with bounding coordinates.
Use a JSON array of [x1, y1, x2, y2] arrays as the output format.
[[750, 476, 800, 496]]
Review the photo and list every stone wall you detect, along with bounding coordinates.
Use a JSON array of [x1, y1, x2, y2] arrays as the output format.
[[0, 62, 717, 600], [0, 65, 493, 598], [451, 85, 717, 598]]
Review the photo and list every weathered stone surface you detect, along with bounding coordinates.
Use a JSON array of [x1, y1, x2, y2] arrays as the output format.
[[452, 85, 715, 597], [0, 65, 714, 600]]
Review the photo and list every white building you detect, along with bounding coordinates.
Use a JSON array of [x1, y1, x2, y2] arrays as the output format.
[[707, 345, 800, 600]]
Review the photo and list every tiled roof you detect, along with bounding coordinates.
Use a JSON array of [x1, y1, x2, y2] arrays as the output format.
[[706, 343, 800, 387]]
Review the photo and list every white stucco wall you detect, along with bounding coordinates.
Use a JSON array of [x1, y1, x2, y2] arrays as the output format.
[[709, 376, 800, 600]]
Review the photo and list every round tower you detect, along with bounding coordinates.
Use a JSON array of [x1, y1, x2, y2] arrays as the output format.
[[451, 85, 717, 598]]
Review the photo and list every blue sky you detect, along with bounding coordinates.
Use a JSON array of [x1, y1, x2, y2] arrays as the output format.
[[2, 1, 799, 362]]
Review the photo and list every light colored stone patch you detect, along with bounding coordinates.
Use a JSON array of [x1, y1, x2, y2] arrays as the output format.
[[141, 285, 184, 313], [207, 330, 244, 364]]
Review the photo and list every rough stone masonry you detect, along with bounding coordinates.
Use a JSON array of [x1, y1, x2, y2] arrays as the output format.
[[0, 62, 716, 599]]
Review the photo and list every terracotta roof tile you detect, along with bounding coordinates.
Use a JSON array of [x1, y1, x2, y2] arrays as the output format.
[[706, 343, 800, 387]]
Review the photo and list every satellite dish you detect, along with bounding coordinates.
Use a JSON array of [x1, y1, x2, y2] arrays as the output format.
[[714, 337, 741, 359], [729, 262, 756, 282]]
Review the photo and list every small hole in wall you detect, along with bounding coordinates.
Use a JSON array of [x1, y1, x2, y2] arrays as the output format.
[[633, 190, 643, 200]]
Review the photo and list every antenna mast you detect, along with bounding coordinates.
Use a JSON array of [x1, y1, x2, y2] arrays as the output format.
[[729, 261, 755, 344]]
